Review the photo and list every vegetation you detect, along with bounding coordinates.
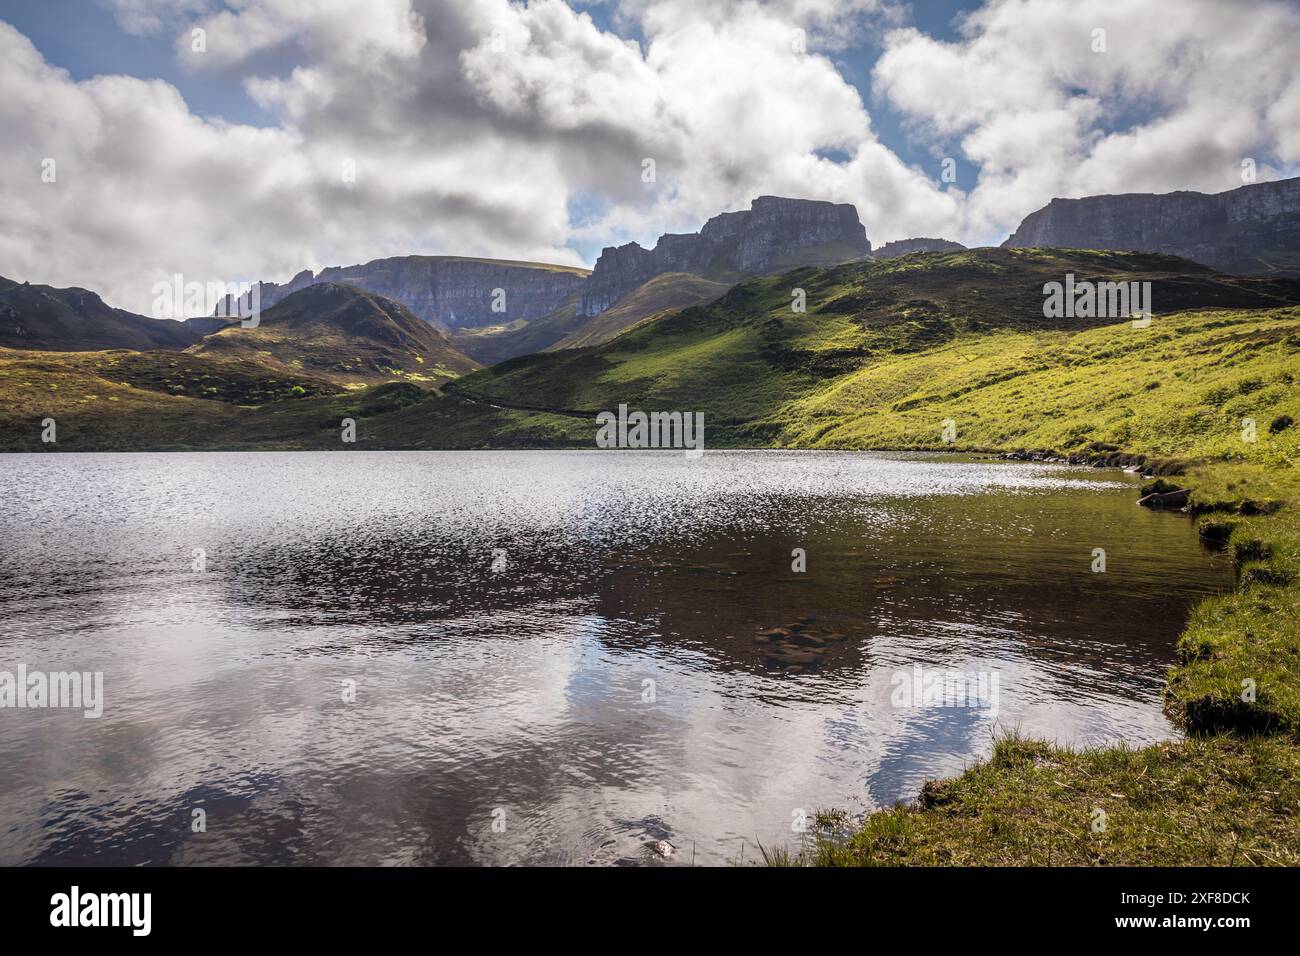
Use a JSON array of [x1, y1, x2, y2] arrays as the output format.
[[448, 248, 1300, 447], [779, 734, 1300, 866], [551, 272, 731, 350], [7, 248, 1299, 454]]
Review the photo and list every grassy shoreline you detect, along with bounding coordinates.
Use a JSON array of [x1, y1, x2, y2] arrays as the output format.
[[777, 455, 1300, 867]]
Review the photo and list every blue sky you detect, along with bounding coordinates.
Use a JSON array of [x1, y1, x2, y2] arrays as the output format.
[[1, 0, 280, 125]]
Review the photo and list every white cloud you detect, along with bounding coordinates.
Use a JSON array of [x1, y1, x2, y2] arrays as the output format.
[[5, 0, 1299, 315], [873, 0, 1300, 243], [103, 0, 216, 36]]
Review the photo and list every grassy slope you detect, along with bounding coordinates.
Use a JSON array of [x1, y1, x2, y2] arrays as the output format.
[[0, 349, 250, 449], [766, 308, 1300, 455], [447, 249, 1300, 443], [450, 272, 732, 363], [550, 272, 731, 350], [12, 248, 1296, 453], [449, 291, 586, 365]]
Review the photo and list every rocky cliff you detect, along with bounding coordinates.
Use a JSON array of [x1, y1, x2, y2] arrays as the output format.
[[1002, 177, 1300, 274], [578, 196, 871, 315], [218, 256, 589, 332], [872, 238, 966, 259]]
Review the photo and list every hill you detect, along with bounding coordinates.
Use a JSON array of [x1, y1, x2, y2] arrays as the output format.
[[449, 196, 874, 363], [0, 276, 200, 351], [6, 248, 1300, 453], [190, 283, 479, 388], [446, 247, 1300, 442]]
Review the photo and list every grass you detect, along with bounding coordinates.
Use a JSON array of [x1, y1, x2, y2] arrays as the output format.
[[551, 272, 732, 350], [794, 734, 1300, 866], [446, 248, 1300, 446]]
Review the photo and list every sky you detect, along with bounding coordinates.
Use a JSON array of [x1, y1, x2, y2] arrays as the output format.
[[1, 0, 1298, 316]]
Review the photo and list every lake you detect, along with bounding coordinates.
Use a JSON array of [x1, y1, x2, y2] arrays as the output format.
[[0, 450, 1230, 865]]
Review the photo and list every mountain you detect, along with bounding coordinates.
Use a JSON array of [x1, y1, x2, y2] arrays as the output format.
[[0, 276, 200, 351], [191, 283, 478, 387], [217, 198, 869, 366], [218, 256, 590, 332], [7, 247, 1300, 452], [873, 238, 966, 259], [1003, 176, 1300, 274], [444, 247, 1300, 445], [578, 196, 871, 316]]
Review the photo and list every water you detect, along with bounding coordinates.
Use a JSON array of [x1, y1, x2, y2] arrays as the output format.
[[0, 450, 1230, 865]]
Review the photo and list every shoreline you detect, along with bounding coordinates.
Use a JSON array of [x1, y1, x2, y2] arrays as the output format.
[[782, 448, 1300, 866]]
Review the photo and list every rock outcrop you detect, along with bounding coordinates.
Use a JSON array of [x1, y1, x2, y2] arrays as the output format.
[[872, 238, 966, 259], [218, 256, 589, 332], [578, 196, 871, 315], [1003, 177, 1300, 274]]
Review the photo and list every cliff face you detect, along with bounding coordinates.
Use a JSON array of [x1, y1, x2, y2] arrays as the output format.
[[872, 238, 966, 259], [1002, 177, 1300, 274], [578, 196, 871, 315], [219, 256, 589, 331]]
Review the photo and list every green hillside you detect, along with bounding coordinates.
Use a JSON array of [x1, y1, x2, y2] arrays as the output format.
[[449, 271, 730, 363], [550, 272, 731, 350], [446, 248, 1300, 445], [7, 247, 1300, 454]]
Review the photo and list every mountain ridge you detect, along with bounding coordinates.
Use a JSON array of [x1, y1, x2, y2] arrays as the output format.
[[0, 275, 200, 352], [1003, 176, 1300, 274], [578, 195, 871, 317]]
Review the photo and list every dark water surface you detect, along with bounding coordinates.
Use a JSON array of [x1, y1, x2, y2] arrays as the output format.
[[0, 451, 1230, 865]]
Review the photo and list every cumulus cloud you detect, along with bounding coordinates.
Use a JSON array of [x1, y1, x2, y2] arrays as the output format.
[[3, 0, 1299, 314], [873, 0, 1300, 242]]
